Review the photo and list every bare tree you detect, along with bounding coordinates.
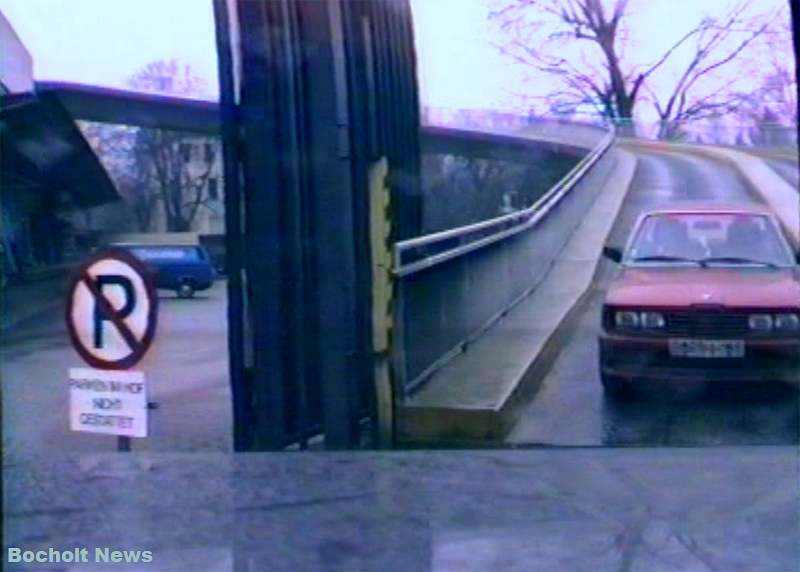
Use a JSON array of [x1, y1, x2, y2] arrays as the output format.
[[747, 15, 796, 125], [491, 0, 776, 133], [133, 128, 218, 232], [78, 61, 219, 233], [127, 60, 220, 232], [80, 122, 157, 232], [491, 0, 698, 123], [647, 3, 776, 139], [128, 59, 208, 98]]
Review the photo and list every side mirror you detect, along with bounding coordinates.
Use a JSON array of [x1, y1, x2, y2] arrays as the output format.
[[603, 246, 623, 263]]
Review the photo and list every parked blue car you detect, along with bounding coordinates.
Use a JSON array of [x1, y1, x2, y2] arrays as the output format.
[[122, 244, 217, 298]]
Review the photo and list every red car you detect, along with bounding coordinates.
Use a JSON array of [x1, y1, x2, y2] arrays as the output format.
[[600, 203, 800, 398]]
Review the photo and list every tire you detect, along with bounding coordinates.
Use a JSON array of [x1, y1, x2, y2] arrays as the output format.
[[177, 282, 195, 299], [601, 372, 634, 400]]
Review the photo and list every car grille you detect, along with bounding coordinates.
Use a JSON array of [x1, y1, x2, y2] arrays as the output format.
[[664, 312, 750, 337]]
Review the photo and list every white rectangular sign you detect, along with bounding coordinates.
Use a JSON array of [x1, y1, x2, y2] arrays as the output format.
[[69, 368, 147, 438]]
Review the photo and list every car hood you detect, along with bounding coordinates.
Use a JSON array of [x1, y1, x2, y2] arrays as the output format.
[[606, 267, 800, 309]]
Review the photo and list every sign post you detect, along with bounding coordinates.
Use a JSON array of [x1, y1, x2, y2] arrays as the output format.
[[65, 249, 158, 451]]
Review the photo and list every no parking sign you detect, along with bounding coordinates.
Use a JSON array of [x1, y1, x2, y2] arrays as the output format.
[[66, 249, 158, 370], [65, 249, 158, 439]]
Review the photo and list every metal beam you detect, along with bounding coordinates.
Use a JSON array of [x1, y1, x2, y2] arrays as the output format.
[[34, 83, 582, 167], [35, 81, 220, 134], [212, 0, 248, 451]]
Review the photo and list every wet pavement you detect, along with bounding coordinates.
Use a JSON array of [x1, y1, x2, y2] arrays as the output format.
[[2, 281, 232, 463], [4, 447, 798, 571], [508, 149, 800, 447]]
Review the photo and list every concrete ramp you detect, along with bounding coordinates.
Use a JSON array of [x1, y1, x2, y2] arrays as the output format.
[[397, 149, 637, 443]]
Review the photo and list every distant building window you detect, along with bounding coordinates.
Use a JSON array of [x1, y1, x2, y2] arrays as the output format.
[[204, 142, 215, 164], [208, 177, 219, 200]]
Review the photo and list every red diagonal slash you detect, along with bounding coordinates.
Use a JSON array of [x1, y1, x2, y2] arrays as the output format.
[[80, 272, 141, 353]]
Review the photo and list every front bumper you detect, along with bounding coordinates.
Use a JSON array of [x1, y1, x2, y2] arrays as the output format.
[[599, 334, 800, 384]]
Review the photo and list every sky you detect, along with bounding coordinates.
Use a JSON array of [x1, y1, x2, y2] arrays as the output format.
[[0, 0, 792, 116], [411, 0, 789, 118], [0, 0, 219, 99]]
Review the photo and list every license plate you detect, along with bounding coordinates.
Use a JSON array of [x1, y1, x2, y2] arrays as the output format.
[[668, 339, 745, 358]]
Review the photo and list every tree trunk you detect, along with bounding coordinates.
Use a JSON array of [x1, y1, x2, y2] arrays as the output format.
[[166, 212, 191, 232]]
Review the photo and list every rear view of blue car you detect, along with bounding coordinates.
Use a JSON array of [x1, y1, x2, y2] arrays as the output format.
[[122, 244, 217, 298]]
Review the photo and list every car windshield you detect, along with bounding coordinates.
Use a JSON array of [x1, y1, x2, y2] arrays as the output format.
[[627, 213, 795, 267], [129, 246, 202, 262]]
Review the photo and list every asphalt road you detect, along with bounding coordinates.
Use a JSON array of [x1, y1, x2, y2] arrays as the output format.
[[508, 149, 800, 447], [2, 281, 232, 463], [766, 158, 799, 190]]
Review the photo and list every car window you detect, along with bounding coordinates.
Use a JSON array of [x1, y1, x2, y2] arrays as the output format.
[[627, 213, 795, 267]]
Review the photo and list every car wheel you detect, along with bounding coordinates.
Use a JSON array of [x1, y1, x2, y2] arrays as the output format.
[[177, 283, 195, 299], [601, 372, 634, 400]]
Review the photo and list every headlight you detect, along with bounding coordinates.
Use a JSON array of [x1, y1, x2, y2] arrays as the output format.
[[748, 314, 774, 331], [615, 311, 639, 328], [775, 313, 800, 332], [640, 312, 665, 329], [613, 311, 665, 329]]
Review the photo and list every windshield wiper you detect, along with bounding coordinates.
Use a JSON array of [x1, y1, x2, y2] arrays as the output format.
[[699, 256, 779, 269], [632, 255, 701, 265]]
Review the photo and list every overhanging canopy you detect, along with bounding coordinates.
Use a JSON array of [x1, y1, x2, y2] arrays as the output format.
[[1, 90, 120, 208]]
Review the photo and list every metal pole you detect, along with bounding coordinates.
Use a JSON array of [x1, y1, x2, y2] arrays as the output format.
[[212, 0, 249, 451], [236, 0, 291, 450]]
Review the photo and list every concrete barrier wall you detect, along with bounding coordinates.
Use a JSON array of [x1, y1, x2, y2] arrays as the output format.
[[418, 128, 585, 234], [397, 148, 618, 392], [422, 108, 609, 149]]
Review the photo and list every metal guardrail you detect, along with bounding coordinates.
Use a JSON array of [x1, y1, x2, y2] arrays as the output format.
[[394, 128, 615, 277], [392, 124, 615, 396]]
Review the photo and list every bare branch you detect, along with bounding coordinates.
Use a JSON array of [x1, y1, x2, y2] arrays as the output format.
[[638, 27, 702, 81], [490, 0, 776, 125]]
